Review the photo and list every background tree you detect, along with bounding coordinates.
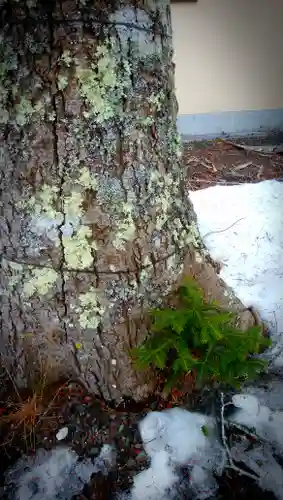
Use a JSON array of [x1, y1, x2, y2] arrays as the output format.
[[0, 0, 252, 402]]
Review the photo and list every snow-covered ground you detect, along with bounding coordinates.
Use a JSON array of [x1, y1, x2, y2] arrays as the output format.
[[190, 180, 283, 366]]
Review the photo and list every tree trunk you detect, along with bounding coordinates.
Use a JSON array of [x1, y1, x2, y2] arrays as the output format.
[[0, 0, 200, 401]]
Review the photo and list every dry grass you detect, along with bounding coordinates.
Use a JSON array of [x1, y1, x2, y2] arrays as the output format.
[[0, 363, 69, 452], [1, 393, 44, 450]]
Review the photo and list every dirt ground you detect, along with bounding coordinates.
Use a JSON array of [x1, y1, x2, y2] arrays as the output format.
[[183, 138, 283, 191]]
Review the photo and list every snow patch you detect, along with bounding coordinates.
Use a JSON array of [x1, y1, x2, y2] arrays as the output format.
[[139, 408, 215, 464], [3, 444, 115, 500], [231, 393, 283, 452], [131, 450, 178, 500], [131, 408, 226, 500], [190, 180, 283, 364], [189, 179, 283, 498], [229, 393, 283, 499]]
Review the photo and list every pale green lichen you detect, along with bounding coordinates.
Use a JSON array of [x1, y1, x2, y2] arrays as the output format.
[[8, 261, 23, 271], [4, 259, 23, 290], [27, 0, 37, 7], [18, 172, 99, 269], [171, 218, 200, 249], [64, 191, 84, 220], [166, 254, 184, 278], [60, 50, 73, 68], [148, 91, 165, 112], [183, 220, 201, 247], [62, 226, 96, 269], [75, 166, 97, 190], [24, 170, 97, 223], [168, 128, 183, 160], [0, 106, 9, 125], [47, 111, 56, 122], [57, 74, 69, 91], [14, 97, 44, 127], [76, 288, 105, 329], [76, 42, 131, 123], [112, 202, 136, 250], [148, 170, 179, 230], [23, 184, 60, 219], [23, 267, 59, 297], [139, 115, 154, 126]]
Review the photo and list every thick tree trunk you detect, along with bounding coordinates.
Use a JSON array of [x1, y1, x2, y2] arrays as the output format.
[[0, 0, 200, 401]]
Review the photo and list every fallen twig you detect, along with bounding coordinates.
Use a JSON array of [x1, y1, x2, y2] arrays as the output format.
[[220, 392, 260, 481], [232, 161, 253, 171], [202, 217, 246, 240], [220, 139, 283, 155]]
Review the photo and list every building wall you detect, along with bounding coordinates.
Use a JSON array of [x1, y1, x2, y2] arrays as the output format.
[[171, 0, 283, 138]]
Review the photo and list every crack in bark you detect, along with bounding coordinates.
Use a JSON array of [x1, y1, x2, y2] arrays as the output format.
[[7, 17, 172, 38], [47, 3, 68, 342], [1, 246, 189, 275]]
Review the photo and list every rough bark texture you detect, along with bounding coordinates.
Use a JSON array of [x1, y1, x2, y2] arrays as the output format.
[[0, 0, 201, 401]]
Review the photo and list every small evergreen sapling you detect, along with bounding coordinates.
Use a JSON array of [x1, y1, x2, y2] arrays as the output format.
[[131, 278, 271, 391]]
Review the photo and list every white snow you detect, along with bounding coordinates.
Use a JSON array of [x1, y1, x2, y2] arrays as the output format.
[[190, 180, 283, 364], [231, 394, 261, 416], [131, 408, 226, 500], [56, 426, 68, 441], [131, 450, 178, 500], [229, 392, 283, 499], [139, 408, 212, 464], [231, 393, 283, 452], [4, 444, 115, 500]]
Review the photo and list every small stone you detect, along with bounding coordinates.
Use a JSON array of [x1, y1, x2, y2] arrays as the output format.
[[56, 427, 68, 441]]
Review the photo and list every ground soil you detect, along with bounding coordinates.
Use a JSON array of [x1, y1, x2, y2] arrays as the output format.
[[184, 138, 283, 191]]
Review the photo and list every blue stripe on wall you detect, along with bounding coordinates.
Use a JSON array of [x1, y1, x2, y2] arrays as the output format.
[[177, 108, 283, 140]]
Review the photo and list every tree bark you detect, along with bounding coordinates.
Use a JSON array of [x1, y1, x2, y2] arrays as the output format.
[[0, 0, 200, 401]]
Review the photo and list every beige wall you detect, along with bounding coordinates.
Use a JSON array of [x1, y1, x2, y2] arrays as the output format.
[[171, 0, 283, 115]]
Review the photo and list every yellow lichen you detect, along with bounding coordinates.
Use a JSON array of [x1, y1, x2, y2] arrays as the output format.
[[64, 191, 84, 219], [57, 74, 69, 91], [62, 226, 96, 269], [23, 267, 58, 297], [76, 288, 105, 329], [148, 170, 179, 230], [14, 97, 44, 127], [75, 166, 97, 189], [23, 184, 60, 219], [76, 42, 131, 123], [60, 50, 73, 67], [112, 202, 136, 250]]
